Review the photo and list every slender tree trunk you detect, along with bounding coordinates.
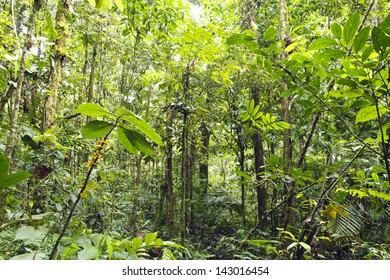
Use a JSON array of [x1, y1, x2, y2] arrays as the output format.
[[180, 110, 189, 244], [230, 88, 247, 226], [42, 0, 69, 131], [5, 2, 38, 159], [165, 108, 175, 239], [252, 87, 267, 227], [199, 122, 210, 195], [278, 0, 293, 230]]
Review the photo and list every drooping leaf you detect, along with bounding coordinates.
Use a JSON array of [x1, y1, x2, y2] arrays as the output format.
[[81, 120, 113, 138], [1, 171, 31, 192], [77, 245, 101, 260], [117, 108, 163, 146], [331, 22, 343, 40], [118, 126, 154, 156], [354, 26, 370, 53], [343, 12, 360, 45], [356, 105, 388, 123], [298, 242, 311, 253], [0, 154, 9, 183], [263, 26, 278, 41], [144, 232, 157, 246], [309, 38, 337, 50], [118, 127, 138, 154], [76, 103, 114, 117], [61, 243, 81, 260], [235, 170, 251, 180]]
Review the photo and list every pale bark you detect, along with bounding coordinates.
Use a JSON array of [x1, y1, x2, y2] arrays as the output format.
[[42, 0, 70, 131]]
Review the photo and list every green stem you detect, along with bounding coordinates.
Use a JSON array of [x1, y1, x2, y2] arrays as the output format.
[[49, 122, 117, 259]]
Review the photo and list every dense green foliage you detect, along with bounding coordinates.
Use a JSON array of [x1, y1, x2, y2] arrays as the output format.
[[1, 0, 390, 260]]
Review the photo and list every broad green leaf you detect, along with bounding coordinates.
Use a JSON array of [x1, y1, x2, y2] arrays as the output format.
[[343, 12, 360, 45], [144, 232, 157, 246], [380, 14, 390, 35], [361, 46, 374, 61], [78, 245, 101, 260], [0, 154, 9, 183], [132, 237, 143, 250], [14, 226, 47, 241], [1, 171, 31, 192], [80, 120, 113, 138], [87, 0, 96, 6], [117, 108, 163, 146], [356, 106, 388, 123], [118, 126, 154, 156], [371, 27, 390, 54], [309, 38, 337, 50], [313, 49, 346, 67], [331, 22, 343, 40], [226, 34, 254, 45], [118, 127, 138, 154], [76, 103, 114, 117], [113, 0, 124, 11], [10, 252, 45, 260], [263, 26, 278, 41], [354, 26, 370, 53], [61, 243, 81, 260]]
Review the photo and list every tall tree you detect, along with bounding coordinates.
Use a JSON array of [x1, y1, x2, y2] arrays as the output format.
[[41, 0, 70, 131], [278, 0, 293, 230]]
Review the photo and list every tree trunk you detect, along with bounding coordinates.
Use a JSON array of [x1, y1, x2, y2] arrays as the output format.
[[180, 110, 189, 244], [5, 2, 38, 159], [165, 108, 175, 239], [41, 0, 69, 132], [278, 0, 293, 230], [199, 122, 210, 195], [252, 87, 267, 227]]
